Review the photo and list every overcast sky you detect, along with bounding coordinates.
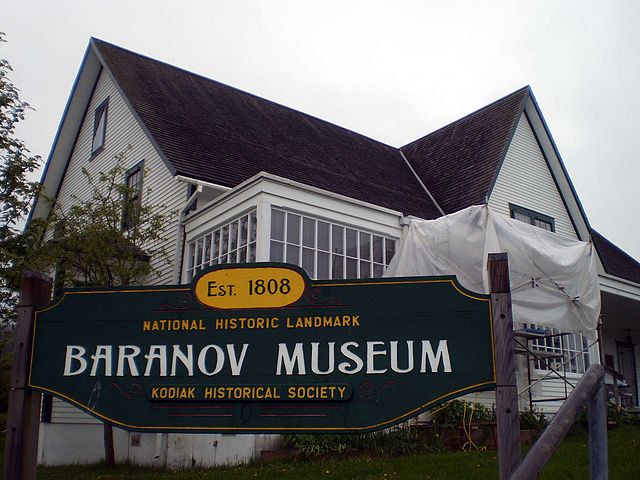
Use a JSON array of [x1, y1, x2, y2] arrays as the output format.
[[3, 0, 639, 260]]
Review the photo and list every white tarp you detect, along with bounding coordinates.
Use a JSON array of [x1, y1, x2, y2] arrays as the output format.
[[384, 205, 600, 337]]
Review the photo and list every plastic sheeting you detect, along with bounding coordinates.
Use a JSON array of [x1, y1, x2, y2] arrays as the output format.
[[384, 205, 600, 338]]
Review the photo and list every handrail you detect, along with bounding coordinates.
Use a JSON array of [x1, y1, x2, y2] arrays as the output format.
[[603, 364, 624, 382], [510, 364, 607, 479]]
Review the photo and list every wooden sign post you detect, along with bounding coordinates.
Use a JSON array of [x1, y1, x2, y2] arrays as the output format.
[[3, 272, 52, 480], [488, 253, 521, 480]]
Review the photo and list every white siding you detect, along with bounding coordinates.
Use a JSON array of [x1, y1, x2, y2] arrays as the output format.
[[488, 114, 578, 240], [474, 114, 581, 414], [526, 376, 575, 414], [461, 367, 576, 415], [50, 70, 187, 424], [50, 397, 99, 424], [54, 69, 186, 285]]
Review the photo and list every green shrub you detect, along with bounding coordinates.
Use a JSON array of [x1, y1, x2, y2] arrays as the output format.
[[430, 400, 496, 430], [0, 337, 12, 413], [426, 400, 497, 451], [576, 402, 640, 427], [519, 407, 548, 430], [281, 428, 426, 459]]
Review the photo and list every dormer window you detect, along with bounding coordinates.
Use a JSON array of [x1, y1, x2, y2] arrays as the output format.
[[91, 98, 109, 155], [510, 204, 555, 232]]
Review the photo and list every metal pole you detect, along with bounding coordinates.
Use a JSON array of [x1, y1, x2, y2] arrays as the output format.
[[3, 272, 52, 480], [510, 364, 605, 480], [588, 374, 608, 479], [488, 253, 521, 480]]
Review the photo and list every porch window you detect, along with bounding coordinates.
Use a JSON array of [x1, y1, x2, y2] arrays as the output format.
[[510, 204, 554, 232], [269, 207, 396, 280], [527, 324, 591, 374], [186, 209, 257, 279]]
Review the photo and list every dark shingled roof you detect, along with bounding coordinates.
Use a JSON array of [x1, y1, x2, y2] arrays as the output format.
[[92, 39, 442, 220], [591, 230, 640, 285], [400, 87, 529, 214], [89, 40, 640, 285]]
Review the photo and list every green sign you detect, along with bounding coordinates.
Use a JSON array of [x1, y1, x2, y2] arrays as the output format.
[[29, 263, 495, 433]]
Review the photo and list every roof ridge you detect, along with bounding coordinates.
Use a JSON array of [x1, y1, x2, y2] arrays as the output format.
[[90, 37, 398, 152], [401, 85, 530, 150]]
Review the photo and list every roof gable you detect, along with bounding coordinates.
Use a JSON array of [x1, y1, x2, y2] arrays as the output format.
[[488, 113, 579, 239], [400, 87, 529, 214], [30, 44, 102, 221], [91, 39, 442, 220]]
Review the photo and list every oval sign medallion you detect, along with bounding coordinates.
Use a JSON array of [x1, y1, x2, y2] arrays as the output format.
[[194, 266, 306, 309]]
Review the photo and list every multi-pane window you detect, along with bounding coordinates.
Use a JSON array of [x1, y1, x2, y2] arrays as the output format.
[[510, 204, 554, 232], [187, 210, 257, 279], [270, 208, 396, 280], [122, 163, 143, 230], [527, 324, 591, 374], [91, 98, 109, 155]]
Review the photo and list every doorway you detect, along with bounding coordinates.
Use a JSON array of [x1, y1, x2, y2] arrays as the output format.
[[617, 342, 638, 407]]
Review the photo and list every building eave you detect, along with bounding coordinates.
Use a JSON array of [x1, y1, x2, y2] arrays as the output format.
[[599, 273, 640, 302], [523, 91, 593, 243], [185, 171, 406, 224], [28, 42, 100, 223]]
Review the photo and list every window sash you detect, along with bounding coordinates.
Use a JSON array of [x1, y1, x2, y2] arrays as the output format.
[[122, 164, 144, 230], [510, 204, 555, 233], [527, 323, 591, 375], [91, 99, 109, 154], [269, 207, 396, 280], [187, 210, 257, 279]]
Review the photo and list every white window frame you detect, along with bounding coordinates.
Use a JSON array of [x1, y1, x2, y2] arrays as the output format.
[[269, 207, 396, 280], [526, 323, 592, 376], [186, 209, 257, 279], [510, 203, 555, 232], [121, 161, 144, 230], [91, 97, 109, 155], [180, 174, 405, 283]]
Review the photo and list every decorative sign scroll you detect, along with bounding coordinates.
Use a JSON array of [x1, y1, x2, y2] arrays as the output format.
[[29, 263, 495, 433]]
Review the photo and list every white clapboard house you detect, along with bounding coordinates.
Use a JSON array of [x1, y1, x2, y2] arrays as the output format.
[[30, 38, 640, 467]]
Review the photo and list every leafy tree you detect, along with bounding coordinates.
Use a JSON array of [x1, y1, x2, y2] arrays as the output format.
[[24, 147, 172, 465], [0, 32, 45, 423], [0, 335, 12, 411], [39, 146, 171, 290], [0, 32, 43, 327], [0, 33, 172, 462], [1, 33, 169, 300], [35, 147, 173, 466]]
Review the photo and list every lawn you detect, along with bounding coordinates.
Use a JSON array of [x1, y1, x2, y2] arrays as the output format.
[[1, 425, 638, 479]]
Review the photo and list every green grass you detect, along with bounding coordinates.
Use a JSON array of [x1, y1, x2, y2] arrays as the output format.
[[0, 425, 638, 479]]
